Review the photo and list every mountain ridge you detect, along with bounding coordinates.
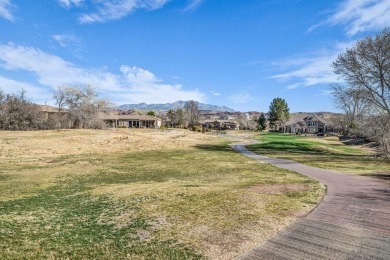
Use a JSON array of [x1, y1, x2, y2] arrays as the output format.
[[118, 101, 235, 112]]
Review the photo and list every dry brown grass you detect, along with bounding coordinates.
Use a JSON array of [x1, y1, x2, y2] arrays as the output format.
[[0, 129, 323, 259], [0, 128, 216, 159]]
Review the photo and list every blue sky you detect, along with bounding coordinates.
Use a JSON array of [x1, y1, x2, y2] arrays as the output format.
[[0, 0, 389, 112]]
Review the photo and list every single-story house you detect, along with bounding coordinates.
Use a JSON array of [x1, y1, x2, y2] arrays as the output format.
[[100, 114, 162, 128], [38, 105, 69, 119], [201, 120, 240, 130], [285, 113, 334, 134]]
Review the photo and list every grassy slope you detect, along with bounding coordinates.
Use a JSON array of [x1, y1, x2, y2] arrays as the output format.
[[248, 133, 390, 176], [0, 130, 323, 259]]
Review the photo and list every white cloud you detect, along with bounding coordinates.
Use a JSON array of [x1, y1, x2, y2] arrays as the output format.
[[0, 43, 119, 91], [228, 92, 254, 104], [271, 42, 351, 89], [52, 34, 85, 57], [311, 0, 390, 35], [0, 0, 14, 21], [53, 34, 78, 48], [320, 90, 333, 96], [78, 0, 170, 24], [120, 65, 160, 85], [0, 76, 52, 101], [58, 0, 84, 8], [118, 65, 204, 103], [210, 90, 221, 96], [0, 43, 205, 104], [183, 0, 203, 11]]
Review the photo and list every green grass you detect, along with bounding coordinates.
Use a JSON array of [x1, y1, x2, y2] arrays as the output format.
[[247, 133, 390, 175], [0, 132, 324, 259]]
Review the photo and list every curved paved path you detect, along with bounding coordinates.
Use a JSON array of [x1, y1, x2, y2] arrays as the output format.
[[227, 138, 390, 260]]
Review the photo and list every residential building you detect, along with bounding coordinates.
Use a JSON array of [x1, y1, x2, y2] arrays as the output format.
[[100, 115, 162, 128]]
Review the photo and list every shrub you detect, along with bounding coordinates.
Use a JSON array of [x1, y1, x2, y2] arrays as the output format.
[[192, 125, 202, 132]]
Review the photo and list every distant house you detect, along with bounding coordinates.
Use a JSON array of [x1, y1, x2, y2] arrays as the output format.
[[100, 114, 162, 128], [37, 105, 68, 119], [201, 120, 240, 130], [285, 113, 334, 134]]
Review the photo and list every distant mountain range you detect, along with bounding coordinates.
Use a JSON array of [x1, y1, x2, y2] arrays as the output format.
[[118, 101, 235, 112]]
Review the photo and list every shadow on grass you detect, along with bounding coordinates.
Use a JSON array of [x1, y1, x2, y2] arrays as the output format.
[[248, 142, 330, 155], [193, 143, 236, 153], [362, 173, 390, 181], [248, 141, 366, 158]]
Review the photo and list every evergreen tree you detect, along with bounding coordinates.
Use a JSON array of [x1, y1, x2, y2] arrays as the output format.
[[147, 110, 156, 117], [256, 113, 267, 131], [268, 98, 290, 132]]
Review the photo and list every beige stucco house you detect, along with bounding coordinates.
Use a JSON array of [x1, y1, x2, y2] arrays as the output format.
[[101, 115, 162, 128]]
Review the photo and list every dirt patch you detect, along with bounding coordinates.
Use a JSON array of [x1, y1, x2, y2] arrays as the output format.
[[46, 159, 62, 164], [249, 184, 311, 194]]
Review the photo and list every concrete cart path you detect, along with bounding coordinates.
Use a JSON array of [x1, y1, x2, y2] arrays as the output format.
[[229, 139, 390, 260]]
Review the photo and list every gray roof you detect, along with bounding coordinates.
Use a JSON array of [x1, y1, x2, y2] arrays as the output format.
[[286, 113, 333, 126]]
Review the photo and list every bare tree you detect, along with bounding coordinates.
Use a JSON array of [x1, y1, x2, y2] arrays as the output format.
[[331, 84, 371, 134], [332, 28, 390, 114], [332, 28, 390, 157], [184, 100, 200, 127], [55, 85, 112, 129], [53, 86, 67, 112], [0, 89, 44, 130]]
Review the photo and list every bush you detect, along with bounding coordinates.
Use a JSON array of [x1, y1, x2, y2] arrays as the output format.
[[192, 125, 202, 132]]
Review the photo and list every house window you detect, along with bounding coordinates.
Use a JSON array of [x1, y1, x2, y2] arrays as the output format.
[[129, 120, 140, 127]]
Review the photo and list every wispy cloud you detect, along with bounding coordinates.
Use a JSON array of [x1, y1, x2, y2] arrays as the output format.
[[0, 75, 51, 99], [210, 90, 221, 96], [271, 42, 351, 89], [183, 0, 203, 11], [0, 0, 14, 21], [310, 0, 390, 35], [57, 0, 84, 8], [76, 0, 170, 24], [228, 92, 254, 104], [0, 43, 204, 104], [52, 34, 85, 57]]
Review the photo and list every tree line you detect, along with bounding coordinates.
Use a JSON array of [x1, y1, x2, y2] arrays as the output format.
[[0, 85, 111, 130], [0, 86, 260, 131]]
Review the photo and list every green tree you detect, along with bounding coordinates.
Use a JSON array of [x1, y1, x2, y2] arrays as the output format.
[[147, 110, 156, 117], [256, 113, 267, 131], [176, 108, 184, 127], [167, 109, 176, 127], [268, 98, 290, 132]]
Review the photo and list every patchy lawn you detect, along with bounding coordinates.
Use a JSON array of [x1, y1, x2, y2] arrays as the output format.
[[247, 132, 390, 177], [0, 129, 323, 259]]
